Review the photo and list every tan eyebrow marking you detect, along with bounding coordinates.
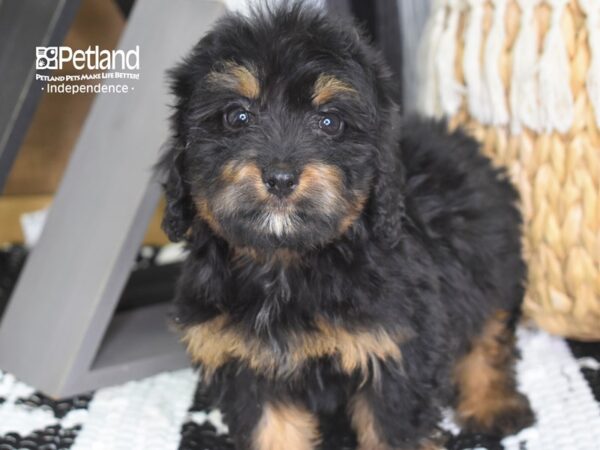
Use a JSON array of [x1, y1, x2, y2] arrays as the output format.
[[312, 74, 357, 105], [206, 61, 260, 99]]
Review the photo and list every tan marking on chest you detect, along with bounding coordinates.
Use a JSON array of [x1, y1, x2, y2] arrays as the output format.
[[182, 315, 404, 379]]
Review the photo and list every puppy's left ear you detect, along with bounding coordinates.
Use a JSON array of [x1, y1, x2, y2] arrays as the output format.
[[369, 58, 405, 248]]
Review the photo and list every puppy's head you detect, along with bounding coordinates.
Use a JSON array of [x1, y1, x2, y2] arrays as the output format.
[[158, 4, 403, 250]]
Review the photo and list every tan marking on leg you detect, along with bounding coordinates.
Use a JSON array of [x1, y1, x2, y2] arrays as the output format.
[[312, 74, 357, 106], [349, 393, 391, 450], [416, 440, 444, 450], [454, 311, 533, 434], [207, 61, 260, 99], [253, 403, 320, 450], [349, 394, 444, 450]]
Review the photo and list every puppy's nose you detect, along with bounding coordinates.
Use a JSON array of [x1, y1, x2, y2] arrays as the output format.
[[263, 167, 298, 197]]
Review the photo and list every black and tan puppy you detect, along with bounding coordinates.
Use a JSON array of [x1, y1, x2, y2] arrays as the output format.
[[157, 4, 534, 450]]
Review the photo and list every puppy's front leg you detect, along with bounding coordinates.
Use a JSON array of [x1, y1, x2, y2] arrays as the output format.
[[227, 399, 320, 450], [215, 367, 320, 450], [251, 401, 320, 450], [348, 368, 443, 450]]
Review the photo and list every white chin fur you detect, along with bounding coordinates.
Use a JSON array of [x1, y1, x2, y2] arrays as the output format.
[[260, 210, 298, 236]]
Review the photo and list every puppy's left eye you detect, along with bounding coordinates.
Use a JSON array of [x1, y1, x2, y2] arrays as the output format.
[[318, 113, 344, 136], [225, 107, 252, 129]]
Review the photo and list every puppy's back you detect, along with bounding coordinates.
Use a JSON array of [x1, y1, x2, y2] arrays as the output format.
[[399, 116, 525, 315]]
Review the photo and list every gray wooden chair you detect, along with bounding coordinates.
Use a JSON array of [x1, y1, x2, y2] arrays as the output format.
[[0, 0, 226, 397]]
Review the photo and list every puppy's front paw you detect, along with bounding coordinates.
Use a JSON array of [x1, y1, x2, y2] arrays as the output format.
[[415, 440, 444, 450], [414, 429, 449, 450], [460, 391, 535, 437]]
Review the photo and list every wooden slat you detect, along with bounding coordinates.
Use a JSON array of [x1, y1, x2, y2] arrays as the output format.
[[0, 195, 52, 243], [0, 196, 168, 245], [0, 0, 80, 190]]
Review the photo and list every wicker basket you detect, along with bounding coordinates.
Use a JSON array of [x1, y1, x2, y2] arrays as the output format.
[[417, 0, 600, 340]]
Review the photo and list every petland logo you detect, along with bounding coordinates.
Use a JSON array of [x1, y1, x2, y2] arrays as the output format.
[[35, 45, 140, 95], [36, 46, 140, 70]]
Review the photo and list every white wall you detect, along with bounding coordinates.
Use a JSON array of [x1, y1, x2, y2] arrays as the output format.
[[224, 0, 325, 15]]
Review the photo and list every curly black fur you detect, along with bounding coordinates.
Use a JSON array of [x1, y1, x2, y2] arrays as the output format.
[[156, 4, 533, 449]]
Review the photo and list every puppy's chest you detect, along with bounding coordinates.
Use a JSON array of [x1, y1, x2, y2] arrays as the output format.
[[182, 314, 405, 380]]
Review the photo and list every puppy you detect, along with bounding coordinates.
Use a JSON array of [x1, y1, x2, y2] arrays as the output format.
[[157, 4, 534, 450]]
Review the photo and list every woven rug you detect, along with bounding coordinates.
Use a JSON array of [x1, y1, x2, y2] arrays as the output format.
[[0, 328, 599, 450]]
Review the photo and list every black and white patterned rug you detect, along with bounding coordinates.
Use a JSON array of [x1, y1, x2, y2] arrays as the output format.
[[1, 328, 599, 450]]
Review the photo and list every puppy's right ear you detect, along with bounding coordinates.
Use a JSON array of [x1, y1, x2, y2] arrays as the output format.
[[156, 143, 195, 242], [156, 55, 201, 242], [157, 29, 224, 241]]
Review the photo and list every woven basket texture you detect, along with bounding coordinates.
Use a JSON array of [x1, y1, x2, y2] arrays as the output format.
[[420, 0, 599, 339]]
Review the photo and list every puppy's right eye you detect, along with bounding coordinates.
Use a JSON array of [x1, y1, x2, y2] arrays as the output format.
[[224, 107, 252, 129]]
